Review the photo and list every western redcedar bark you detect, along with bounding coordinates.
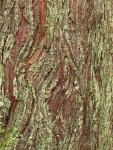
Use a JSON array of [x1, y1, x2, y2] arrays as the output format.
[[0, 0, 112, 149]]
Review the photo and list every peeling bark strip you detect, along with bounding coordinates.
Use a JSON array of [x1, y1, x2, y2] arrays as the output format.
[[25, 0, 47, 80], [15, 8, 28, 44], [38, 0, 46, 39], [7, 60, 16, 113], [0, 0, 113, 149], [32, 0, 46, 47]]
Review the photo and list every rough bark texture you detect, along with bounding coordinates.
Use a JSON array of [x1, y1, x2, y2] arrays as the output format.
[[0, 0, 113, 150]]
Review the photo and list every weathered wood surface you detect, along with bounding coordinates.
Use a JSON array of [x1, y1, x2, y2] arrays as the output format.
[[0, 0, 113, 149]]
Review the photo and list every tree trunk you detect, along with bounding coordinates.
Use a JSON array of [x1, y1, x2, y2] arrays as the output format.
[[0, 0, 113, 149]]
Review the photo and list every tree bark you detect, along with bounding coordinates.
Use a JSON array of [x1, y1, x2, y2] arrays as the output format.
[[0, 0, 113, 149]]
